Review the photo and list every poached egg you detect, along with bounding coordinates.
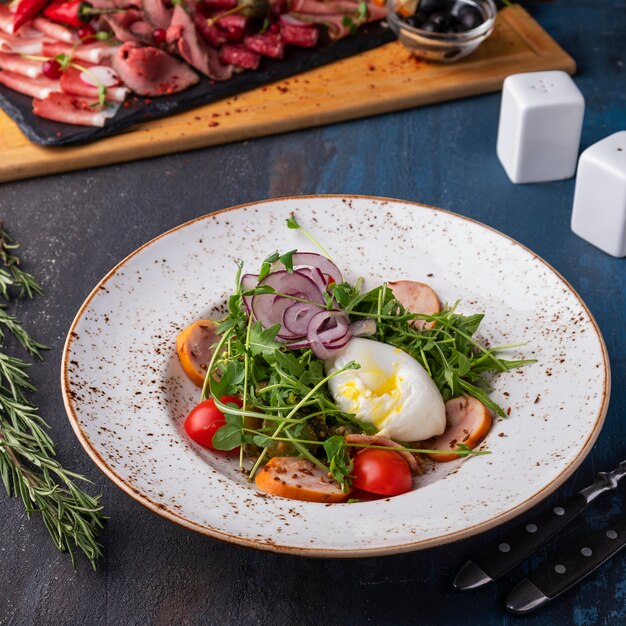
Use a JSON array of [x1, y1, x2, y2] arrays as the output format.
[[324, 338, 446, 442]]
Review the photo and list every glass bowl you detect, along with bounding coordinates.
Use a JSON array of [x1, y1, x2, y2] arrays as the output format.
[[387, 0, 497, 63]]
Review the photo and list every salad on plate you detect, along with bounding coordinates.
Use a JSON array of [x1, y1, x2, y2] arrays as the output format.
[[176, 216, 534, 503]]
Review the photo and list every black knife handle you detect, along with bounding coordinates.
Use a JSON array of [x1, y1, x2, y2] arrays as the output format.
[[506, 519, 626, 614], [471, 493, 588, 582]]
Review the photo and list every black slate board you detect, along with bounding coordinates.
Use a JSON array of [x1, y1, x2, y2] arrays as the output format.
[[0, 23, 394, 147]]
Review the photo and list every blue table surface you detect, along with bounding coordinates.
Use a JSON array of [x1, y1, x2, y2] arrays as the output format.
[[0, 1, 625, 624]]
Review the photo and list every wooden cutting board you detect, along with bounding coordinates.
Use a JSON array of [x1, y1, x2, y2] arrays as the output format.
[[0, 5, 574, 183]]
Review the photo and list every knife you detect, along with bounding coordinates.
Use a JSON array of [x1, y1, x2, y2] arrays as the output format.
[[505, 518, 626, 614], [454, 460, 626, 591]]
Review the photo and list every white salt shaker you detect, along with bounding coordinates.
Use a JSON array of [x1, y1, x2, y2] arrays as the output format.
[[571, 131, 626, 257], [497, 71, 585, 184]]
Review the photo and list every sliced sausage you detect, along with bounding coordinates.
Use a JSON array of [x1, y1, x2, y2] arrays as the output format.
[[255, 457, 350, 503], [345, 434, 421, 476], [388, 280, 441, 329], [175, 319, 219, 387], [426, 396, 492, 463]]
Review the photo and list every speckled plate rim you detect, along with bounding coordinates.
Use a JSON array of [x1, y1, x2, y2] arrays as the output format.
[[61, 195, 611, 557]]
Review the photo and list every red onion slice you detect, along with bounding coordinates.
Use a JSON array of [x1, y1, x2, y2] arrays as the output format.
[[283, 302, 320, 336], [241, 273, 259, 315], [252, 270, 324, 335], [276, 252, 343, 285], [295, 266, 328, 294], [307, 310, 352, 360]]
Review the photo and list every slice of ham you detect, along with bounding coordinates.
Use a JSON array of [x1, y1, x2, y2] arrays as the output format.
[[0, 31, 45, 55], [33, 92, 120, 126], [60, 67, 130, 102], [32, 17, 75, 43], [426, 397, 492, 463], [388, 280, 441, 330], [101, 10, 152, 44], [290, 12, 351, 40], [167, 5, 232, 80], [0, 70, 60, 99], [291, 1, 386, 39], [141, 0, 173, 29], [111, 42, 199, 96], [244, 32, 284, 59], [0, 52, 42, 78], [43, 42, 119, 63], [219, 43, 260, 70], [345, 434, 421, 476], [290, 0, 385, 16]]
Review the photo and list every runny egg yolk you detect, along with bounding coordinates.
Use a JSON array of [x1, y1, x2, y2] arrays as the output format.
[[324, 338, 446, 442]]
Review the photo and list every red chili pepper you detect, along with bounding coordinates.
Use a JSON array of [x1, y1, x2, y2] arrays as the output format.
[[12, 0, 53, 33], [43, 0, 94, 27]]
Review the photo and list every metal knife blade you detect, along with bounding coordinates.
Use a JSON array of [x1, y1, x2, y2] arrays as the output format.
[[505, 518, 626, 614], [454, 460, 626, 591]]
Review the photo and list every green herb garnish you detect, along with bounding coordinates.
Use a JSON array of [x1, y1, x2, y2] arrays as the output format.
[[0, 223, 105, 569]]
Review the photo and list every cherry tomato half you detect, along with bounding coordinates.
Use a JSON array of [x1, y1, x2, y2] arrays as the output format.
[[351, 449, 413, 496], [184, 396, 242, 452]]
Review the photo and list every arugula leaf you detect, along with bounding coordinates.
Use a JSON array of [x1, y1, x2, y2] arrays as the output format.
[[323, 435, 353, 491], [212, 424, 243, 450], [248, 321, 280, 362]]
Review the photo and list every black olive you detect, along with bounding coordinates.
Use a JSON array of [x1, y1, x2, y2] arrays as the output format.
[[416, 0, 446, 15], [421, 20, 442, 32], [405, 12, 426, 27], [429, 11, 450, 27], [457, 4, 483, 30]]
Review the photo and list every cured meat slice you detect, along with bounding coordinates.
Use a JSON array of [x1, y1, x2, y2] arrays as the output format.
[[141, 0, 172, 29], [101, 10, 152, 43], [290, 0, 386, 39], [0, 52, 42, 78], [60, 67, 130, 102], [290, 12, 351, 39], [33, 92, 120, 126], [0, 31, 45, 55], [0, 70, 60, 99], [219, 43, 260, 70], [111, 42, 199, 96], [32, 17, 75, 43], [345, 434, 422, 475], [278, 16, 319, 47], [42, 41, 119, 63], [243, 31, 284, 59], [215, 14, 247, 43], [193, 11, 227, 47], [291, 0, 386, 18], [167, 5, 232, 80]]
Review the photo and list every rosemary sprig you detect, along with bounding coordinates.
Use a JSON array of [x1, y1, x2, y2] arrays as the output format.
[[0, 226, 105, 569], [0, 222, 43, 299]]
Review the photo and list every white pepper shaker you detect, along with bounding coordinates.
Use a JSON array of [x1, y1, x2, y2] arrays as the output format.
[[497, 71, 585, 184], [571, 131, 626, 257]]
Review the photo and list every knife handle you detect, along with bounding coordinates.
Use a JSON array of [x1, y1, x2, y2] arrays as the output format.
[[506, 519, 626, 614], [455, 493, 588, 589]]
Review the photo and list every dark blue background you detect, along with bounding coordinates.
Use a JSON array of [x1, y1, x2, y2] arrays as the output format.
[[0, 1, 624, 623]]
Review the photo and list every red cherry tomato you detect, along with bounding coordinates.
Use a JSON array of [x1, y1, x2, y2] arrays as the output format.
[[184, 396, 242, 452], [42, 59, 62, 79], [77, 24, 97, 43], [351, 449, 413, 496], [152, 28, 167, 44]]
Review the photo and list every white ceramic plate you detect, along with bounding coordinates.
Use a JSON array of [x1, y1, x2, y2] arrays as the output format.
[[62, 196, 610, 556]]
